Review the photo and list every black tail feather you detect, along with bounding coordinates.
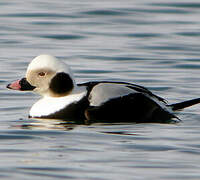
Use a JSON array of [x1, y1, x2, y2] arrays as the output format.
[[169, 98, 200, 111]]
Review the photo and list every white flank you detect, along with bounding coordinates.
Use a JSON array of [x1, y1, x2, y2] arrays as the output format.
[[29, 88, 87, 117], [89, 83, 137, 106]]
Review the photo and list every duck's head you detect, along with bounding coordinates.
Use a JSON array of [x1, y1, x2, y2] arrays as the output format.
[[7, 55, 76, 97]]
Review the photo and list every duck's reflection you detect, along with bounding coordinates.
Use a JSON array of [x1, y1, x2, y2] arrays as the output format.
[[13, 118, 78, 130]]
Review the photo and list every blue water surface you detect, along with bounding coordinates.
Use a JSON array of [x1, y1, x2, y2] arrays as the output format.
[[1, 0, 200, 179]]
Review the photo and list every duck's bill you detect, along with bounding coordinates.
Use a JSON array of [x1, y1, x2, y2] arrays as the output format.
[[7, 78, 36, 91]]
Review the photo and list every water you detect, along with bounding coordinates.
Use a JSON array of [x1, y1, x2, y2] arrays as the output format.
[[1, 0, 200, 179]]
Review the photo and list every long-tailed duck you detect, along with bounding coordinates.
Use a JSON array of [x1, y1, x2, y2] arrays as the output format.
[[7, 55, 200, 123]]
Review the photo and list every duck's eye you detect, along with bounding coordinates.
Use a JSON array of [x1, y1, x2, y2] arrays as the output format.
[[38, 72, 46, 77]]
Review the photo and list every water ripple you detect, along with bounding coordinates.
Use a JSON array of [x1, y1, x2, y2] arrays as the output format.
[[176, 32, 200, 37], [37, 34, 85, 40], [81, 9, 128, 16], [2, 13, 75, 18], [153, 2, 200, 8], [117, 8, 190, 14], [0, 134, 37, 140]]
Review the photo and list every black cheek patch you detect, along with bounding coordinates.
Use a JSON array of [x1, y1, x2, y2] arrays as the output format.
[[49, 72, 74, 94]]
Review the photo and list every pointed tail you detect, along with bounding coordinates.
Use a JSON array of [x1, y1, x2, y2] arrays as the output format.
[[169, 98, 200, 111]]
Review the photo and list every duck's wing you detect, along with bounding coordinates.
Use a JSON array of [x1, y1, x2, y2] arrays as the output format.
[[124, 82, 167, 104], [78, 81, 167, 105]]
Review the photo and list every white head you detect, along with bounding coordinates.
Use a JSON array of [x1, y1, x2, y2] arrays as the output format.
[[8, 55, 76, 97]]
